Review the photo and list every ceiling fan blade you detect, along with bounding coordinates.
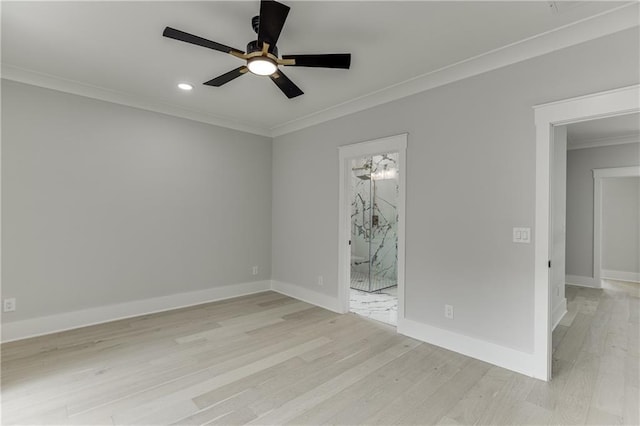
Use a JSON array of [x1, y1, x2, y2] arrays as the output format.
[[163, 27, 244, 55], [282, 54, 351, 69], [269, 70, 303, 99], [203, 66, 248, 87], [257, 0, 290, 48]]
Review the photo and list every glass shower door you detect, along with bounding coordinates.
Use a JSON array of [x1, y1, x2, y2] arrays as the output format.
[[369, 153, 398, 291], [350, 153, 398, 292]]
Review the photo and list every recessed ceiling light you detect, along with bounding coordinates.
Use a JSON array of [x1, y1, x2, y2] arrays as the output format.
[[178, 83, 193, 91]]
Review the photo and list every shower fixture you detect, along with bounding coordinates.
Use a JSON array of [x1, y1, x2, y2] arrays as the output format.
[[352, 161, 372, 180]]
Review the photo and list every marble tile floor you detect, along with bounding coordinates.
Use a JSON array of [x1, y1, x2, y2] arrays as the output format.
[[350, 286, 398, 326]]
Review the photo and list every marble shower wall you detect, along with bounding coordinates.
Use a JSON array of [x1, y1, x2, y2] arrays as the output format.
[[351, 153, 399, 290]]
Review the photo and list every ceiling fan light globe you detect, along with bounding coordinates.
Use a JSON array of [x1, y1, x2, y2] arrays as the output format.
[[247, 58, 277, 76]]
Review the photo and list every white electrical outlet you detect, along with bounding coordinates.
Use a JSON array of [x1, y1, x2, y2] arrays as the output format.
[[252, 266, 259, 275], [3, 298, 16, 312], [445, 304, 454, 319], [317, 275, 324, 286]]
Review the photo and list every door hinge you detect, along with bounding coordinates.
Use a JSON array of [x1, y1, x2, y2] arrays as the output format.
[[348, 240, 351, 246], [548, 260, 551, 268]]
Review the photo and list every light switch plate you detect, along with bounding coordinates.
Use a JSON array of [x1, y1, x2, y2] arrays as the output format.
[[513, 227, 531, 243]]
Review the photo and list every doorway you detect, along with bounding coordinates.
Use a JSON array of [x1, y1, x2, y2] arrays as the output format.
[[549, 114, 639, 380], [338, 134, 407, 328], [349, 153, 399, 325], [533, 84, 640, 381], [550, 114, 640, 329], [594, 166, 640, 284]]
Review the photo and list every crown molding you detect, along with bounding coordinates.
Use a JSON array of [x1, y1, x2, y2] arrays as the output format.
[[2, 3, 637, 139], [1, 65, 272, 137], [270, 2, 639, 137], [568, 133, 640, 150]]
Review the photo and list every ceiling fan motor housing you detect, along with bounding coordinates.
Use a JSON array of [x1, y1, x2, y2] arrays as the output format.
[[247, 40, 278, 56]]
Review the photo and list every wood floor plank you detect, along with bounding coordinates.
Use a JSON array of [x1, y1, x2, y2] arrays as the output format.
[[65, 311, 346, 416], [245, 338, 421, 425], [549, 350, 600, 425], [623, 385, 640, 425], [3, 283, 639, 426], [440, 365, 513, 424], [71, 336, 331, 423], [472, 367, 537, 425], [206, 407, 258, 426], [191, 326, 389, 411], [554, 313, 594, 364], [285, 343, 437, 425], [586, 406, 624, 425], [396, 358, 492, 425], [525, 357, 572, 411], [494, 400, 553, 425]]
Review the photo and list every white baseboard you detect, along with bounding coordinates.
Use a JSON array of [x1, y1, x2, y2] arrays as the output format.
[[1, 280, 271, 343], [565, 274, 600, 288], [552, 299, 567, 330], [397, 317, 537, 379], [2, 279, 541, 379], [601, 270, 640, 283], [270, 280, 341, 313]]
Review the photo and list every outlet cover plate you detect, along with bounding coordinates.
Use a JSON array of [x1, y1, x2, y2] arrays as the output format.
[[445, 304, 454, 319], [3, 298, 16, 312]]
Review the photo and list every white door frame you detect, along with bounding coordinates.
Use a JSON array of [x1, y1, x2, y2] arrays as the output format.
[[593, 166, 640, 283], [533, 84, 640, 380], [337, 133, 407, 323]]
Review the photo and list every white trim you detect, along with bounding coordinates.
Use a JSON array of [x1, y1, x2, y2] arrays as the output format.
[[593, 170, 603, 285], [2, 3, 637, 139], [338, 134, 407, 324], [567, 134, 640, 151], [270, 280, 341, 313], [565, 274, 600, 288], [601, 270, 640, 283], [593, 166, 640, 287], [398, 317, 535, 378], [534, 84, 640, 381], [1, 280, 271, 343], [552, 299, 567, 330], [270, 3, 638, 137], [593, 166, 640, 179], [0, 69, 271, 137]]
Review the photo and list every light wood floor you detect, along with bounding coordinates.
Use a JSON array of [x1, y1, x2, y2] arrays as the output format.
[[1, 281, 638, 425]]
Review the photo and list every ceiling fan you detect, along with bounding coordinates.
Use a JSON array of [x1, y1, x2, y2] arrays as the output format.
[[163, 0, 351, 99]]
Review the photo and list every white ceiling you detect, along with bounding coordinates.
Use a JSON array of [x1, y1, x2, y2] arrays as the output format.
[[567, 113, 640, 148], [1, 1, 632, 135]]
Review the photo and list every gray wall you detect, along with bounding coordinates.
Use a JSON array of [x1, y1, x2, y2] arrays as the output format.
[[602, 176, 640, 274], [2, 80, 272, 322], [272, 28, 639, 353], [566, 143, 640, 278]]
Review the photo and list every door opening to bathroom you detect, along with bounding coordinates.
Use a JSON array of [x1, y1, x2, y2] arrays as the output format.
[[349, 153, 399, 325], [338, 134, 407, 329]]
